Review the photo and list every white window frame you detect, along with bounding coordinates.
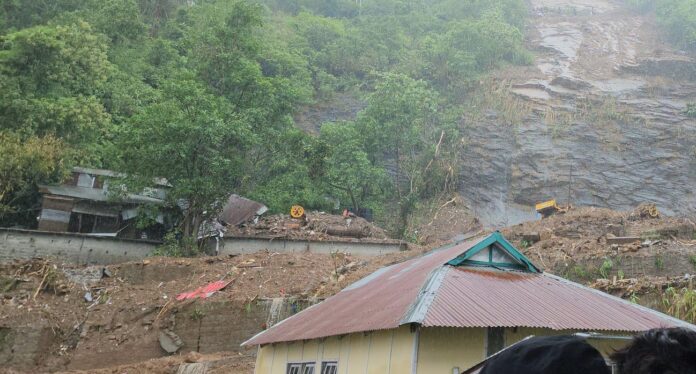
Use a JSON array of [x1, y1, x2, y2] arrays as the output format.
[[321, 361, 338, 374], [287, 362, 316, 374]]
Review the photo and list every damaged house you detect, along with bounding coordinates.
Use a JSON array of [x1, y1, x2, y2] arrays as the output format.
[[243, 232, 695, 374], [37, 167, 171, 239]]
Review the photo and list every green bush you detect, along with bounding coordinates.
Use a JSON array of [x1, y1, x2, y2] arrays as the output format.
[[152, 230, 199, 257], [685, 103, 696, 118], [655, 0, 696, 50], [599, 258, 614, 279]]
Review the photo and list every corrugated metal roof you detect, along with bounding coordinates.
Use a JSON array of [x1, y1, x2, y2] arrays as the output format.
[[243, 237, 483, 346], [39, 185, 164, 205], [422, 268, 692, 331], [72, 167, 170, 187], [243, 233, 695, 346], [219, 194, 268, 226]]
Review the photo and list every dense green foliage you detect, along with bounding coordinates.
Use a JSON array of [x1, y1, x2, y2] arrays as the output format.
[[685, 103, 696, 118], [0, 0, 529, 237], [625, 0, 696, 50], [0, 132, 66, 223]]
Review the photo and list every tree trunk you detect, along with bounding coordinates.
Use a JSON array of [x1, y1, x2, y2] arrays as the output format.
[[348, 188, 359, 213]]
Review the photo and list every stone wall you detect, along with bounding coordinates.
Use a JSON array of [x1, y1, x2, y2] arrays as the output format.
[[0, 326, 55, 370], [174, 298, 315, 354]]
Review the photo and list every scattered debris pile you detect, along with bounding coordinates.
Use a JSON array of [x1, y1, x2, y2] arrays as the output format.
[[412, 195, 482, 246], [502, 205, 696, 278], [628, 203, 661, 221], [3, 203, 696, 373], [591, 275, 694, 299], [227, 211, 393, 242], [0, 246, 421, 373]]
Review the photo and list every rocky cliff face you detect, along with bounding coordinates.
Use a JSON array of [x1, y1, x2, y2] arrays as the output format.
[[460, 0, 696, 227]]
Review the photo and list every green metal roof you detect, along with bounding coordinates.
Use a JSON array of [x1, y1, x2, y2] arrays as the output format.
[[446, 231, 540, 273]]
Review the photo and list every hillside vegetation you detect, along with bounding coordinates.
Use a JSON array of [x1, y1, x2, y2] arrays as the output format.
[[0, 0, 529, 238], [626, 0, 696, 50]]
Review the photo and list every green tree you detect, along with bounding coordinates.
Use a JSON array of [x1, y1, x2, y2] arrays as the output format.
[[0, 132, 67, 226], [0, 22, 113, 162], [354, 73, 459, 235], [0, 0, 87, 31], [116, 75, 252, 239], [319, 122, 388, 212], [655, 0, 696, 50], [90, 0, 147, 44], [412, 10, 529, 93]]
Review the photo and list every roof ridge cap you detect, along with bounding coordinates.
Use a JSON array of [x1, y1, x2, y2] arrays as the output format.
[[400, 266, 450, 325]]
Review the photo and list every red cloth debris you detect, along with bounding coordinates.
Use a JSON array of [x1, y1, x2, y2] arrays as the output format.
[[176, 280, 232, 300]]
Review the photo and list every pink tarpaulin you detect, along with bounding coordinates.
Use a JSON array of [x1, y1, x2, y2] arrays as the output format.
[[176, 280, 232, 300]]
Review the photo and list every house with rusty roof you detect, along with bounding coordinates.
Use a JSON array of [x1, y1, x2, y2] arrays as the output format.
[[243, 232, 695, 374]]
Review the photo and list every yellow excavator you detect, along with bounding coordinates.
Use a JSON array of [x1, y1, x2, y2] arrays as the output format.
[[535, 199, 571, 218]]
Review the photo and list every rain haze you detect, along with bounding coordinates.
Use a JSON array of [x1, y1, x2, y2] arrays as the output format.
[[1, 0, 695, 373]]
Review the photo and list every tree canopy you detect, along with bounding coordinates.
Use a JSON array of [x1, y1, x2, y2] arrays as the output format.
[[0, 0, 529, 239]]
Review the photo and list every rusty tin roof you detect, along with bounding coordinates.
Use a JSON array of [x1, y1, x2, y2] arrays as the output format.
[[219, 194, 268, 226], [243, 233, 694, 346]]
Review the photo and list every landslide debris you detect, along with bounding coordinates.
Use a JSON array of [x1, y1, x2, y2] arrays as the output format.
[[227, 211, 394, 242], [4, 204, 696, 373], [0, 245, 422, 373], [502, 205, 696, 278]]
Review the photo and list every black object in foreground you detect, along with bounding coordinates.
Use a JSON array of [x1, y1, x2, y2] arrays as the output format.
[[480, 335, 610, 374]]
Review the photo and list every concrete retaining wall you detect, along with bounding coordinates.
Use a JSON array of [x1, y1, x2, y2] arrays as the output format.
[[0, 229, 406, 266], [0, 228, 159, 265], [213, 236, 406, 257]]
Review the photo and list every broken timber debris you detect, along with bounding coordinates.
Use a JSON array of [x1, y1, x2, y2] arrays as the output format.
[[606, 236, 641, 245]]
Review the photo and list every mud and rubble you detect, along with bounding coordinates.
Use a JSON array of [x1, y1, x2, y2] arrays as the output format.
[[227, 211, 394, 242], [0, 254, 330, 372], [3, 204, 696, 373], [0, 243, 422, 373], [502, 205, 696, 278], [411, 195, 484, 246]]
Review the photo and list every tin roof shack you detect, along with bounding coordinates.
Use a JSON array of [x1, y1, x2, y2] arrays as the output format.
[[219, 194, 268, 227], [37, 167, 171, 239], [243, 232, 696, 374]]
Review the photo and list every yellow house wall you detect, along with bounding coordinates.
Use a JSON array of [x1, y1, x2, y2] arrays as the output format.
[[254, 325, 415, 374], [416, 327, 486, 373], [255, 326, 633, 374], [345, 332, 369, 374], [391, 326, 415, 373]]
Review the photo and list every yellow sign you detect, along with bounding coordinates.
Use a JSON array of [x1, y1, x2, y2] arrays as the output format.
[[290, 205, 305, 218]]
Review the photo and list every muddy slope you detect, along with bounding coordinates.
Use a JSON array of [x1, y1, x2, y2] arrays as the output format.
[[460, 0, 696, 227]]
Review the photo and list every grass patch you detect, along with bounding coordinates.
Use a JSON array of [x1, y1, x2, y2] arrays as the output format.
[[572, 264, 589, 280], [654, 254, 665, 271], [467, 79, 532, 126], [641, 230, 664, 241], [598, 258, 614, 279], [689, 255, 696, 269], [662, 284, 696, 323]]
